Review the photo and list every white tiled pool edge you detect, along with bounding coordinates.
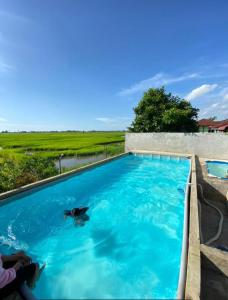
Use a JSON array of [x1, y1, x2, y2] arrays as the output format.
[[129, 149, 192, 158], [177, 157, 191, 299]]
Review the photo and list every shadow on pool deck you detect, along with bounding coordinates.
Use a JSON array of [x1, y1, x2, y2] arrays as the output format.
[[196, 156, 228, 300], [201, 251, 228, 300]]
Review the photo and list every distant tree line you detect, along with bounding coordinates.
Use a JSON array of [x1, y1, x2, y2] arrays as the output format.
[[1, 130, 126, 134]]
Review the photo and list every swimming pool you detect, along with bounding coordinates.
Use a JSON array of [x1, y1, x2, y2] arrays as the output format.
[[0, 153, 190, 299], [206, 160, 228, 179]]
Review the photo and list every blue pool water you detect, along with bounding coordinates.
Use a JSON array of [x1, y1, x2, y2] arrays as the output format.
[[206, 160, 228, 179], [0, 154, 190, 299]]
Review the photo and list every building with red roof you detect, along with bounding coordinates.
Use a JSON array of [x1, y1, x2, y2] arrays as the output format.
[[198, 119, 228, 133]]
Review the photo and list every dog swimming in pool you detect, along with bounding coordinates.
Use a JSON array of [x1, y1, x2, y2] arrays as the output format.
[[64, 207, 90, 226]]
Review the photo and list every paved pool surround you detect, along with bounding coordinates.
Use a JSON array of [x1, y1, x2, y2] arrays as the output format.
[[0, 151, 200, 300]]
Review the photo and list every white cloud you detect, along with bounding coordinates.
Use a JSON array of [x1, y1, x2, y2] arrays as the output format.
[[211, 102, 219, 108], [0, 10, 29, 23], [118, 72, 199, 96], [96, 117, 131, 129], [198, 83, 228, 119], [96, 117, 130, 124], [200, 93, 228, 119], [0, 61, 13, 73], [0, 117, 7, 122], [186, 84, 218, 101], [96, 117, 113, 123], [224, 94, 228, 100]]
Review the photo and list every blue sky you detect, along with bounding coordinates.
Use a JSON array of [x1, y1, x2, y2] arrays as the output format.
[[0, 0, 228, 131]]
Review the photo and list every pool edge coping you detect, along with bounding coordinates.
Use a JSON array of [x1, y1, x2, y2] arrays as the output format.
[[128, 149, 192, 158], [177, 155, 192, 299], [185, 155, 201, 300]]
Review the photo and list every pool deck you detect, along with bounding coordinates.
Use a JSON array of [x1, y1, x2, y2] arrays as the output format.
[[196, 157, 228, 300]]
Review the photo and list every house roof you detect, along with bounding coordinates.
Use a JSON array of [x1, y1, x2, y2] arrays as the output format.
[[218, 124, 228, 131], [198, 119, 228, 128]]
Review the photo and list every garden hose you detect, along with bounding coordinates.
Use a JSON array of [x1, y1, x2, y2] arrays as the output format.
[[198, 183, 224, 245]]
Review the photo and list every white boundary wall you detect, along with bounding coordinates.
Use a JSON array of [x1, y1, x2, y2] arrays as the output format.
[[125, 133, 228, 159]]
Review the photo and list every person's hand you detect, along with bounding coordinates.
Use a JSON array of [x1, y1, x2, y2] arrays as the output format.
[[15, 251, 26, 258], [15, 251, 31, 264], [19, 258, 30, 267], [13, 261, 23, 271]]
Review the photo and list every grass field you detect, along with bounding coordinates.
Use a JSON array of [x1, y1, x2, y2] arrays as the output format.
[[0, 132, 125, 159]]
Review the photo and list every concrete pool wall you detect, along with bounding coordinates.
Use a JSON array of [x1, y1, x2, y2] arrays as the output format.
[[125, 133, 228, 159]]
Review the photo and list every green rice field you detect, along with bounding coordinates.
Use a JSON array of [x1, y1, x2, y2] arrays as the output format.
[[0, 132, 125, 159]]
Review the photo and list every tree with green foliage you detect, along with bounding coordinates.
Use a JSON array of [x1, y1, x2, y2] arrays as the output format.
[[129, 87, 199, 132], [16, 156, 58, 187], [0, 154, 20, 192], [0, 154, 58, 193], [208, 116, 217, 121]]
